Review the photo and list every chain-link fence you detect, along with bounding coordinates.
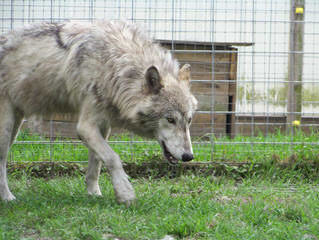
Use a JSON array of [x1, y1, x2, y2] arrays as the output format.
[[1, 0, 319, 163]]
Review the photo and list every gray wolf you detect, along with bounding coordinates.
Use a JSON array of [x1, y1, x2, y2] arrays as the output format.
[[0, 21, 197, 205]]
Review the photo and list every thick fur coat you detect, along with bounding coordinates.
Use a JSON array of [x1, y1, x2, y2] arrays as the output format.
[[0, 21, 197, 205]]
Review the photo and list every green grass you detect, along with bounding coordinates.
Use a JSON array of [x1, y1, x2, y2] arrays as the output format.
[[9, 129, 319, 164], [1, 174, 319, 240], [3, 130, 319, 239]]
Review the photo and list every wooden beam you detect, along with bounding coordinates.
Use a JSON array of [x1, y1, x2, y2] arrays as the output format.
[[287, 0, 305, 134]]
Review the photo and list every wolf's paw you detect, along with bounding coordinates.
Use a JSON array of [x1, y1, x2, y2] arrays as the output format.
[[87, 181, 102, 196], [111, 172, 136, 207], [87, 187, 102, 196], [1, 192, 16, 201], [115, 188, 136, 207]]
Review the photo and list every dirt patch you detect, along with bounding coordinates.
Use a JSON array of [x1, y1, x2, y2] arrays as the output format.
[[8, 162, 85, 178], [7, 160, 319, 179]]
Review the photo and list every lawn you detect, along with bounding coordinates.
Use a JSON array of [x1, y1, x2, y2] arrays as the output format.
[[2, 130, 319, 239], [1, 173, 319, 240]]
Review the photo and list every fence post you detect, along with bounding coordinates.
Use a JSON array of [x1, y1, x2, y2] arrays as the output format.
[[287, 0, 305, 134], [10, 0, 14, 30]]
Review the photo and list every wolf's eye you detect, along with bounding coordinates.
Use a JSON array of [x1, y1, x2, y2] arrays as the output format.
[[166, 117, 176, 124]]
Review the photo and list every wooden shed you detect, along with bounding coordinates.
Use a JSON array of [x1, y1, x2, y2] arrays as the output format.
[[159, 40, 253, 138], [23, 40, 253, 139]]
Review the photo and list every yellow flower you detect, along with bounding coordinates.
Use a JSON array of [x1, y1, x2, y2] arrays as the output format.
[[292, 120, 300, 127]]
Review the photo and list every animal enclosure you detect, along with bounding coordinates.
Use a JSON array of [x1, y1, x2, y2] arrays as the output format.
[[1, 0, 319, 163]]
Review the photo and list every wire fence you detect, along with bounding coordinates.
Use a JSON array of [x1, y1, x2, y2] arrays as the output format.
[[1, 0, 319, 163]]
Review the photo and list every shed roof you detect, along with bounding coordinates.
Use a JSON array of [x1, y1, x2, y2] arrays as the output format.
[[157, 39, 254, 47]]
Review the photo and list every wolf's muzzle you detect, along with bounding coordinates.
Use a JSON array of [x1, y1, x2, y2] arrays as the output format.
[[182, 153, 194, 162]]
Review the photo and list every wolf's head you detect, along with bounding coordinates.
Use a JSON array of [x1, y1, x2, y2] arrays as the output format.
[[135, 64, 198, 164]]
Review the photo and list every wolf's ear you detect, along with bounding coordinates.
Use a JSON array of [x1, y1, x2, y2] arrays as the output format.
[[178, 64, 191, 83], [145, 66, 163, 94]]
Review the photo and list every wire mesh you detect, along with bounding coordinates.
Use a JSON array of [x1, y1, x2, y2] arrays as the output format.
[[1, 0, 319, 164]]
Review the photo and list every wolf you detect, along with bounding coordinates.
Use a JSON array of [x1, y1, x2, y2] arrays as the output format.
[[0, 21, 198, 205]]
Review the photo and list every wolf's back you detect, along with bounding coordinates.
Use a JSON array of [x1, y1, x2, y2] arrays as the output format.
[[0, 21, 179, 117], [0, 23, 77, 115]]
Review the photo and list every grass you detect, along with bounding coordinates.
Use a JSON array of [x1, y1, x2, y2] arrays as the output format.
[[9, 129, 319, 164], [1, 173, 319, 240], [2, 130, 319, 239]]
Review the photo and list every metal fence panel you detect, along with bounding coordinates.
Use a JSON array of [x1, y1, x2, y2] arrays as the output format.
[[1, 0, 319, 163]]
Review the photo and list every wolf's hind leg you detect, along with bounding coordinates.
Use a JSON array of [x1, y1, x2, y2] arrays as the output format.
[[86, 151, 103, 196], [0, 98, 23, 201], [86, 127, 111, 196]]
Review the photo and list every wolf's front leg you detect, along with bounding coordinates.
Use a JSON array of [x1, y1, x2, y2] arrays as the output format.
[[77, 109, 135, 206]]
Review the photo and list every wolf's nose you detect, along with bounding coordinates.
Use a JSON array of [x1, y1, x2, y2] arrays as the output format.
[[182, 153, 194, 162]]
